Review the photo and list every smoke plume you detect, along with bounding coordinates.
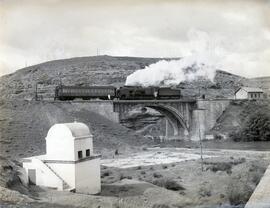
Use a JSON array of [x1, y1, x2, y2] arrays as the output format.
[[125, 29, 222, 86]]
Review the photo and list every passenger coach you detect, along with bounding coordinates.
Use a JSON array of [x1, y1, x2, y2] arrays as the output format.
[[55, 85, 117, 100]]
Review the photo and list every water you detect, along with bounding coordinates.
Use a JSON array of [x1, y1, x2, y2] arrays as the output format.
[[202, 140, 270, 152]]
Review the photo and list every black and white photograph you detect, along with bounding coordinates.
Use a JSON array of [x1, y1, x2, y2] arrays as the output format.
[[0, 0, 270, 207]]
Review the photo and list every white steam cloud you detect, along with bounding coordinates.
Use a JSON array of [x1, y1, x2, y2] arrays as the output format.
[[125, 29, 224, 86]]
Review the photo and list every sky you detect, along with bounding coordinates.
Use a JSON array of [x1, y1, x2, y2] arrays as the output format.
[[0, 0, 270, 77]]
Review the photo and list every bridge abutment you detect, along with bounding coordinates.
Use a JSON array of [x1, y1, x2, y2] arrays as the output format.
[[113, 99, 232, 141]]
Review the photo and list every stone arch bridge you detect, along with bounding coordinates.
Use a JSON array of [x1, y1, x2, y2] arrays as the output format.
[[54, 99, 231, 141], [113, 99, 231, 140]]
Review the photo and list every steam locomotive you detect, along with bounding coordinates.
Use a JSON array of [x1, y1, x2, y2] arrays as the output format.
[[54, 85, 182, 100]]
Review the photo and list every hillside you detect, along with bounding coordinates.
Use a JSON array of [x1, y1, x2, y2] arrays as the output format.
[[0, 55, 259, 150], [179, 70, 251, 98], [0, 56, 162, 100], [0, 100, 153, 160], [211, 100, 270, 139], [0, 55, 255, 101], [249, 76, 270, 89]]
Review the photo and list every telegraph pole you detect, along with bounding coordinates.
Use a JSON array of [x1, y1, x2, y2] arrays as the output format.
[[197, 108, 206, 172], [35, 83, 38, 101]]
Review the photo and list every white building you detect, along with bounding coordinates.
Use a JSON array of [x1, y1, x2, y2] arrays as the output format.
[[235, 87, 264, 100], [22, 122, 101, 194]]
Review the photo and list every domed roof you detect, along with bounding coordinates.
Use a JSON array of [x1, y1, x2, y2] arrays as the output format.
[[46, 122, 91, 140]]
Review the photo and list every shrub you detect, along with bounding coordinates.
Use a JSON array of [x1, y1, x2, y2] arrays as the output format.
[[152, 204, 170, 208], [199, 185, 212, 197], [204, 159, 246, 174], [249, 163, 266, 185], [153, 172, 163, 178], [204, 162, 232, 174], [230, 107, 270, 142], [152, 178, 185, 191], [162, 165, 168, 169], [119, 173, 125, 180], [242, 112, 270, 141], [252, 172, 262, 185], [214, 134, 223, 140], [102, 171, 111, 177], [140, 171, 146, 175], [226, 178, 254, 206]]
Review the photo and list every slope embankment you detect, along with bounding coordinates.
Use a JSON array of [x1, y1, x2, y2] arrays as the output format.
[[0, 100, 152, 160], [211, 100, 270, 139]]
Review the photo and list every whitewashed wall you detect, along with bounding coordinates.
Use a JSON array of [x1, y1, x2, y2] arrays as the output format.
[[23, 158, 63, 190], [47, 163, 75, 189], [75, 158, 101, 194], [235, 89, 248, 99]]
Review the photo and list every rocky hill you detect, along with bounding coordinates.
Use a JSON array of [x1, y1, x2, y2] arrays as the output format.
[[0, 56, 162, 100], [0, 55, 257, 101], [0, 55, 259, 144]]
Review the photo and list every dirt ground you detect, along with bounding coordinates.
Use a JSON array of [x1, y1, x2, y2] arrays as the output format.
[[1, 99, 270, 208], [0, 147, 269, 208]]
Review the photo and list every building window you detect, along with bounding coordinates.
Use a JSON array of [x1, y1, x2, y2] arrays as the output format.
[[251, 94, 253, 98], [86, 149, 90, 157], [78, 151, 83, 159]]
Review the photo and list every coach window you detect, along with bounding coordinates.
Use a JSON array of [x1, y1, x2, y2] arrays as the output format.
[[78, 151, 83, 159]]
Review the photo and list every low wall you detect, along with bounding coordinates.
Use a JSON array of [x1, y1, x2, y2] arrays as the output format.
[[245, 165, 270, 208]]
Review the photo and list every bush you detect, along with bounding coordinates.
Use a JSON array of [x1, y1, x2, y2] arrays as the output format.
[[226, 178, 254, 206], [152, 204, 170, 208], [140, 171, 146, 175], [102, 171, 111, 177], [152, 178, 185, 191], [249, 163, 266, 185], [204, 159, 246, 174], [230, 108, 270, 142], [214, 134, 223, 140], [252, 172, 262, 185], [153, 172, 163, 178], [199, 185, 212, 197], [204, 162, 232, 174], [119, 173, 125, 180]]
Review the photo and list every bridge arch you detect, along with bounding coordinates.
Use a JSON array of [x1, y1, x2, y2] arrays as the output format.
[[116, 103, 189, 138]]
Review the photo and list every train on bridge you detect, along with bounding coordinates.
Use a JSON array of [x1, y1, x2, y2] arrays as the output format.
[[54, 85, 182, 101]]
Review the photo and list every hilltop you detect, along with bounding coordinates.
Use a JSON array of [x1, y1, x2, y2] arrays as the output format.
[[0, 56, 162, 100], [0, 55, 260, 101]]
